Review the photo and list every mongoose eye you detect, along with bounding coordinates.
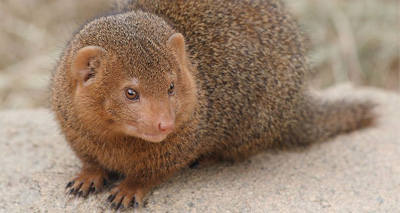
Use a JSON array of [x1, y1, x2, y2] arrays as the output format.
[[168, 82, 175, 95], [125, 88, 139, 101]]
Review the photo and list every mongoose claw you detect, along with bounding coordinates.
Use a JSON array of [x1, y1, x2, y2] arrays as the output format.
[[106, 183, 145, 211], [65, 182, 83, 196], [90, 186, 98, 194], [103, 177, 109, 186], [106, 194, 116, 203], [65, 180, 74, 189], [116, 204, 125, 212], [65, 171, 107, 198]]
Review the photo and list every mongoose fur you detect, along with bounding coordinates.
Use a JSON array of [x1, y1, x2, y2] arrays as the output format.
[[50, 0, 374, 210]]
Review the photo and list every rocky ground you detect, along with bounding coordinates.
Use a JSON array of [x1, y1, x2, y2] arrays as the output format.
[[0, 85, 399, 212]]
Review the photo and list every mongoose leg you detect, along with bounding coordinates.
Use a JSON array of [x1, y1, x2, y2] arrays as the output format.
[[65, 163, 108, 198], [189, 154, 221, 169], [106, 178, 148, 210]]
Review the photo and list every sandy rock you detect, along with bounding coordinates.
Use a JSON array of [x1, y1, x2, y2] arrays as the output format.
[[0, 85, 399, 212]]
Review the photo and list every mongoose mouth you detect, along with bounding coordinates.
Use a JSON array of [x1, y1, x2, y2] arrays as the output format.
[[123, 123, 170, 143], [141, 132, 168, 143]]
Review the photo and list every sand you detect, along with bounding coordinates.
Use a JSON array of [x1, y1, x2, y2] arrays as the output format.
[[0, 85, 399, 212]]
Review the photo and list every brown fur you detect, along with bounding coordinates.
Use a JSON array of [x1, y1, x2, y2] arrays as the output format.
[[51, 0, 374, 210]]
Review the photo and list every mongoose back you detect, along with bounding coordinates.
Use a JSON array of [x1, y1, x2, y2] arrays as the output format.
[[51, 0, 374, 210]]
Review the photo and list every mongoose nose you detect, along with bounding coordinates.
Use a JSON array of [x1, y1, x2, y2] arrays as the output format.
[[158, 121, 175, 133]]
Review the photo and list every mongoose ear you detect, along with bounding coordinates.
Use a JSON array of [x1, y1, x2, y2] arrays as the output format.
[[71, 46, 107, 86], [167, 33, 187, 61]]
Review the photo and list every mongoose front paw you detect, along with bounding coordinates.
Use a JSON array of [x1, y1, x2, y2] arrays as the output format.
[[65, 171, 108, 198], [106, 182, 148, 211]]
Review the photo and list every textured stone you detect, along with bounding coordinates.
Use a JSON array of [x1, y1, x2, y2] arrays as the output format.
[[0, 85, 399, 212]]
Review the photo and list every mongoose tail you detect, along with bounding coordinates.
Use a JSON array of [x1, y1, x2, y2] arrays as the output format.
[[284, 95, 375, 147]]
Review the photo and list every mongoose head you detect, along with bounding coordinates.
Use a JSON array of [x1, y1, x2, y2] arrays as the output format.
[[68, 12, 197, 142]]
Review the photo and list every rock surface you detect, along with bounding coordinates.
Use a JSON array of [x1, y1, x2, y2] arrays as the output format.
[[0, 85, 399, 212]]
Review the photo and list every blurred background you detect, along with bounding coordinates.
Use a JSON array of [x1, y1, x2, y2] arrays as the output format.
[[0, 0, 398, 109]]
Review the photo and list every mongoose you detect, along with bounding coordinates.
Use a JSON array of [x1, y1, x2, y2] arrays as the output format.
[[51, 0, 374, 210]]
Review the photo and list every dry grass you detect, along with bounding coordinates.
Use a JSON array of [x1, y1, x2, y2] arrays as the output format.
[[285, 0, 399, 90], [0, 0, 109, 109], [0, 0, 398, 109]]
